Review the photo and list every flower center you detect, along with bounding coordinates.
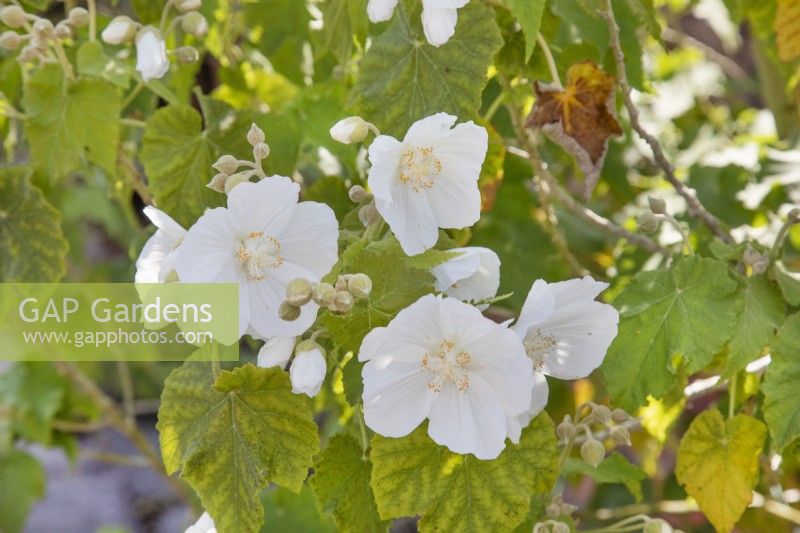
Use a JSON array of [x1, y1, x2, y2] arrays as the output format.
[[236, 231, 283, 281], [398, 146, 442, 193], [421, 340, 471, 393], [523, 328, 557, 372]]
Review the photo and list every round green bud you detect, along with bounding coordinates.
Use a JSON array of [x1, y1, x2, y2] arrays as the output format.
[[68, 7, 89, 27], [580, 438, 605, 467], [181, 11, 208, 37], [330, 116, 369, 144], [252, 142, 270, 161], [0, 31, 21, 51], [32, 18, 54, 37], [347, 273, 372, 299], [312, 282, 336, 307], [0, 6, 27, 29], [789, 207, 800, 222], [556, 419, 576, 442], [332, 290, 354, 313], [643, 518, 672, 533], [609, 425, 631, 446], [358, 202, 380, 227], [637, 211, 659, 233], [54, 21, 72, 40], [348, 184, 371, 203], [279, 301, 301, 321], [286, 278, 313, 306], [176, 0, 203, 12], [611, 408, 631, 424], [212, 154, 239, 175], [593, 404, 611, 425], [648, 196, 667, 215], [175, 45, 199, 64]]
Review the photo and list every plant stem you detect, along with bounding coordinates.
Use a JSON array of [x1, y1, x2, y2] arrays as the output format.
[[87, 0, 97, 42], [537, 33, 562, 89], [770, 211, 800, 259], [159, 0, 174, 34], [52, 39, 76, 82], [601, 0, 733, 244], [121, 81, 146, 111], [728, 373, 737, 420], [658, 213, 693, 255], [121, 117, 146, 129], [356, 403, 369, 460], [116, 360, 136, 425], [483, 91, 506, 122]]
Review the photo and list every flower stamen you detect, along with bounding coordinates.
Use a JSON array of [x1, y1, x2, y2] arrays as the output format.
[[421, 340, 471, 392], [236, 231, 283, 281], [398, 146, 442, 193], [523, 328, 557, 372]]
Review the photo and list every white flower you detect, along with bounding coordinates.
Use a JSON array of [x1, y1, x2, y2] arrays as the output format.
[[359, 294, 533, 460], [330, 116, 370, 144], [290, 342, 327, 397], [431, 247, 500, 308], [185, 512, 216, 533], [135, 207, 186, 283], [367, 113, 487, 256], [366, 0, 469, 47], [257, 337, 296, 368], [101, 15, 136, 45], [135, 27, 169, 82], [174, 177, 339, 340], [507, 277, 619, 439]]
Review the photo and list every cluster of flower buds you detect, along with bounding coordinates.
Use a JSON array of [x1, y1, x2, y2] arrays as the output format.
[[638, 195, 692, 253], [742, 245, 769, 276], [208, 124, 271, 193], [279, 273, 373, 321], [1, 5, 88, 63], [557, 402, 635, 468], [348, 184, 382, 227], [545, 494, 577, 520], [532, 519, 570, 533]]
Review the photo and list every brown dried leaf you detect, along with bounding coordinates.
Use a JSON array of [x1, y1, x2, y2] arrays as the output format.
[[528, 61, 622, 198], [776, 0, 800, 62]]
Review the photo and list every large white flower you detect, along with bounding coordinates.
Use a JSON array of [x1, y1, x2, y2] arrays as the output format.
[[135, 27, 169, 82], [367, 0, 469, 46], [359, 294, 533, 460], [185, 512, 216, 533], [135, 207, 186, 283], [367, 113, 487, 256], [174, 177, 339, 340], [507, 277, 619, 439], [431, 247, 500, 308]]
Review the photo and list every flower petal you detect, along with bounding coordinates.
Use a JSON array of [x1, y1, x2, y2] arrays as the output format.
[[507, 372, 549, 443], [363, 365, 436, 438], [174, 207, 239, 283], [375, 185, 439, 256], [513, 279, 556, 337], [367, 0, 399, 22], [257, 337, 296, 368], [367, 135, 403, 206], [227, 176, 299, 235], [143, 206, 185, 241], [431, 247, 500, 306], [277, 201, 339, 279], [246, 262, 320, 338]]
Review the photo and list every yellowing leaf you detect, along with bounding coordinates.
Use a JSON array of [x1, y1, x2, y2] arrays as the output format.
[[528, 61, 622, 197], [676, 411, 766, 533], [763, 313, 800, 450], [776, 0, 800, 62]]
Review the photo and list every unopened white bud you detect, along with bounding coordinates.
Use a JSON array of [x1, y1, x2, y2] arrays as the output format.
[[335, 274, 350, 292], [358, 202, 380, 227], [68, 7, 89, 27], [54, 21, 72, 40], [279, 301, 301, 321], [611, 408, 631, 424], [593, 404, 611, 425], [347, 273, 372, 299], [644, 518, 673, 533], [0, 6, 27, 29], [312, 282, 336, 307], [332, 290, 354, 313], [610, 425, 631, 446], [247, 123, 265, 146], [223, 173, 249, 194], [290, 341, 327, 397], [330, 116, 369, 144], [0, 31, 21, 50], [212, 154, 239, 175], [348, 185, 371, 203], [176, 0, 203, 13], [253, 142, 270, 161], [181, 11, 208, 37], [637, 211, 659, 233], [580, 438, 605, 467], [32, 18, 54, 37], [18, 44, 39, 62], [556, 419, 576, 442], [286, 278, 313, 306], [102, 16, 137, 45], [207, 172, 227, 193], [648, 196, 667, 215], [787, 207, 800, 223], [174, 45, 199, 64]]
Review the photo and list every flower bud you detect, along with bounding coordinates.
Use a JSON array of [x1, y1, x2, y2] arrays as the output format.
[[253, 142, 270, 161], [789, 207, 800, 222], [648, 196, 667, 215], [213, 154, 239, 175], [68, 7, 89, 27], [556, 418, 576, 442], [552, 523, 570, 533], [290, 341, 327, 397], [0, 6, 27, 29], [32, 18, 54, 37], [181, 11, 208, 37], [347, 273, 372, 299], [580, 438, 605, 467], [358, 202, 380, 227], [610, 425, 631, 446], [334, 274, 351, 292], [611, 408, 631, 424], [176, 0, 203, 13], [593, 404, 611, 425], [330, 116, 370, 144], [279, 301, 301, 321], [207, 172, 227, 193], [30, 34, 48, 52], [637, 211, 659, 233], [223, 173, 249, 194], [54, 21, 72, 40], [136, 27, 170, 81], [348, 184, 372, 203], [332, 290, 354, 313], [644, 518, 673, 533], [286, 278, 313, 306], [102, 16, 137, 45], [257, 336, 295, 369], [312, 282, 336, 307], [545, 502, 561, 518], [247, 123, 266, 146], [175, 45, 199, 64], [0, 31, 21, 50], [18, 44, 39, 63]]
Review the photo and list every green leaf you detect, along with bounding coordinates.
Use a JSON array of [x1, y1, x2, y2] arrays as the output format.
[[23, 65, 121, 180], [350, 0, 503, 136], [676, 411, 766, 533], [724, 275, 784, 377], [370, 414, 558, 532], [602, 256, 740, 411], [76, 41, 131, 88], [157, 355, 319, 533], [310, 434, 388, 533], [506, 0, 547, 61], [244, 0, 311, 83], [131, 0, 167, 24], [0, 362, 66, 444], [322, 238, 435, 352], [0, 449, 46, 533], [564, 452, 646, 502], [262, 485, 336, 533], [0, 167, 69, 282], [773, 260, 800, 306], [763, 313, 800, 451], [316, 0, 368, 64]]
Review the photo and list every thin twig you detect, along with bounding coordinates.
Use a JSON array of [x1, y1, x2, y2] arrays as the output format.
[[661, 28, 751, 86], [116, 360, 136, 425], [531, 177, 590, 276], [602, 0, 734, 244]]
